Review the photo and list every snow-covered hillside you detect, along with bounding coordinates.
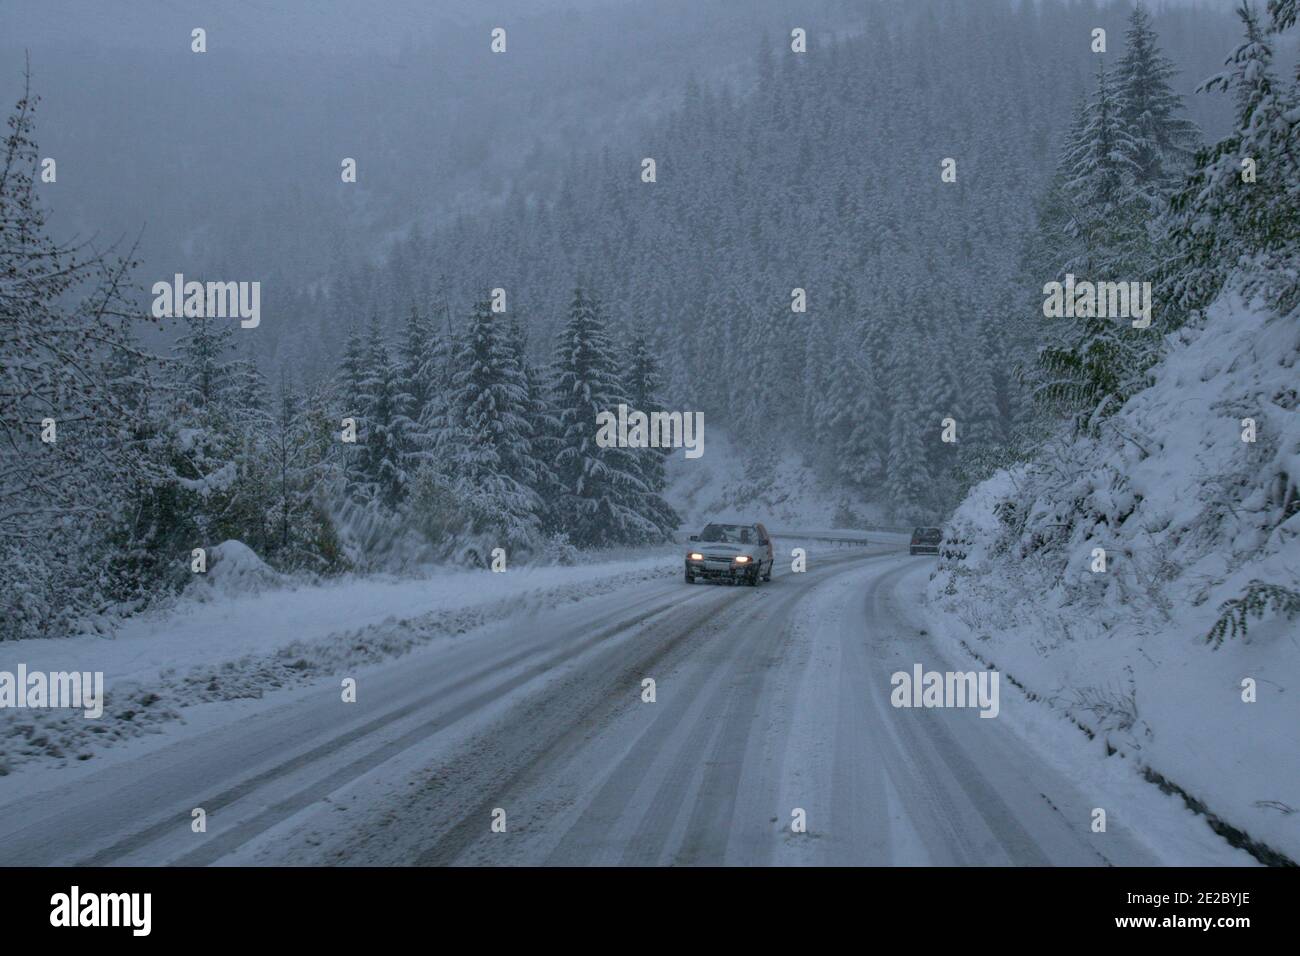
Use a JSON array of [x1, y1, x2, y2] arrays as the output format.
[[664, 430, 892, 532], [927, 294, 1300, 864]]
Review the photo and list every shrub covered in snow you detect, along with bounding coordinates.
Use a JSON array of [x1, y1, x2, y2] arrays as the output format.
[[542, 533, 580, 566], [199, 540, 280, 595]]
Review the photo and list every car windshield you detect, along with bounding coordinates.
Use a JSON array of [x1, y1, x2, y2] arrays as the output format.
[[700, 523, 752, 544]]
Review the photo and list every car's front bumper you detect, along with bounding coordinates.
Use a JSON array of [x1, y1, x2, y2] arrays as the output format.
[[910, 545, 939, 554], [686, 559, 754, 580]]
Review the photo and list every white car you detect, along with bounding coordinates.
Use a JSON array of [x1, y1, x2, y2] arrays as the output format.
[[685, 522, 774, 586]]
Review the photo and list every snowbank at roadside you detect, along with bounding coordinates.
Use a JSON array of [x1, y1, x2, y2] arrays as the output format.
[[0, 550, 677, 774], [926, 295, 1300, 864]]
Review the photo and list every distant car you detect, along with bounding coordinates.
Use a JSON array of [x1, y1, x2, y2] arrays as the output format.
[[910, 527, 942, 556], [685, 522, 774, 586]]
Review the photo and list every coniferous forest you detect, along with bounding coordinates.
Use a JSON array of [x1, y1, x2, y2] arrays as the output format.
[[2, 0, 1295, 643]]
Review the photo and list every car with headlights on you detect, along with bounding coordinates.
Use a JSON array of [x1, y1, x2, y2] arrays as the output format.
[[685, 522, 774, 586]]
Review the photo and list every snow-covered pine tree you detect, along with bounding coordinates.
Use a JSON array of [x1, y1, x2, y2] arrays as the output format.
[[95, 310, 238, 614], [443, 299, 543, 550], [268, 370, 307, 560], [335, 320, 368, 404], [550, 288, 657, 548], [1062, 62, 1145, 274], [959, 323, 1003, 452], [829, 346, 865, 485], [884, 345, 932, 523], [98, 341, 176, 613], [1036, 61, 1157, 421], [505, 313, 561, 525], [226, 340, 270, 422], [1167, 1, 1300, 321], [334, 320, 368, 499], [398, 305, 437, 469], [222, 343, 276, 557], [621, 333, 680, 538], [1116, 4, 1201, 203], [917, 311, 963, 481], [265, 369, 343, 570], [800, 309, 834, 460], [1020, 96, 1090, 290], [167, 314, 271, 550], [164, 311, 244, 540], [356, 317, 409, 510], [172, 311, 234, 412], [854, 362, 892, 492]]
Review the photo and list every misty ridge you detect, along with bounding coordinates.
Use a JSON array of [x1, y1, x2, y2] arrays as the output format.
[[3, 0, 1237, 311], [1, 0, 1293, 643]]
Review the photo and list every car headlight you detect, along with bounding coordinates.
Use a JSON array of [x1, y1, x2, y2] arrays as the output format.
[[688, 552, 704, 561], [734, 555, 751, 564]]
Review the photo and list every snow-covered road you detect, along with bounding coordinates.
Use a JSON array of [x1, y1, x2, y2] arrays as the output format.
[[0, 546, 1237, 865]]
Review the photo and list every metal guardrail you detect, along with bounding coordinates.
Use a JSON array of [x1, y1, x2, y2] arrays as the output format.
[[769, 528, 911, 546], [673, 527, 912, 548]]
